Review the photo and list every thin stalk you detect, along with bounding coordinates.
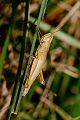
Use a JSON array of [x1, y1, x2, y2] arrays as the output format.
[[59, 75, 70, 99], [51, 72, 62, 93], [14, 0, 49, 113], [59, 51, 76, 99], [6, 0, 29, 120], [0, 27, 11, 81], [0, 0, 18, 82]]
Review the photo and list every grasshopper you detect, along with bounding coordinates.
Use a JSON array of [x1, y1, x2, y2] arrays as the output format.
[[23, 30, 58, 96]]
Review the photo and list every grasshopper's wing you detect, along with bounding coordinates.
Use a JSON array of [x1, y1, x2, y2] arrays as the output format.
[[23, 59, 43, 96], [38, 70, 45, 85], [30, 57, 39, 77]]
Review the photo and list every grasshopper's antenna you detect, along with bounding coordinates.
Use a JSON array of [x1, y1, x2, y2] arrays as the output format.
[[52, 26, 60, 33], [51, 26, 60, 35]]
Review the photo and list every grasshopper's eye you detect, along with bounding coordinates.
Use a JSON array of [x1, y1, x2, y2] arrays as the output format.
[[40, 41, 44, 46], [40, 41, 43, 44]]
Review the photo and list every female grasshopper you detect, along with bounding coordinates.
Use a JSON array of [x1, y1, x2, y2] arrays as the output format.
[[23, 30, 58, 96]]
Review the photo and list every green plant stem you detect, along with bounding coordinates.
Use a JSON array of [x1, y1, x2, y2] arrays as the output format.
[[6, 1, 29, 120], [59, 74, 70, 99], [0, 28, 11, 81], [14, 0, 49, 113], [52, 72, 62, 93], [0, 0, 18, 82]]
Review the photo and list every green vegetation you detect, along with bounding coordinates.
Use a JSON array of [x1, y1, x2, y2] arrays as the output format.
[[0, 0, 80, 120]]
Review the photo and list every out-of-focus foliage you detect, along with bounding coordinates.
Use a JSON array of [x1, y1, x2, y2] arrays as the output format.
[[0, 0, 80, 120]]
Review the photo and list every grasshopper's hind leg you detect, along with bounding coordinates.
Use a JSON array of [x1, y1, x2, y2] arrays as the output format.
[[38, 70, 45, 85]]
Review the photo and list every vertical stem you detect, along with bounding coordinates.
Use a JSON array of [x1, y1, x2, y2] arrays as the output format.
[[14, 0, 49, 113], [59, 51, 75, 99], [0, 0, 18, 82], [6, 0, 29, 120]]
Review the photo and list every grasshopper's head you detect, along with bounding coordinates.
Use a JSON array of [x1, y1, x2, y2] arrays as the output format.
[[40, 33, 54, 51], [41, 32, 53, 43], [40, 27, 59, 52], [40, 27, 59, 45]]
